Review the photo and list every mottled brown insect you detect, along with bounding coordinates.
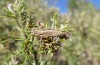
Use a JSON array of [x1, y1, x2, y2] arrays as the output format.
[[31, 28, 70, 55]]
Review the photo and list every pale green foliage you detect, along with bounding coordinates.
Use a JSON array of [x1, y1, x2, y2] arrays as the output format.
[[0, 0, 100, 65], [63, 2, 100, 65], [1, 0, 70, 65]]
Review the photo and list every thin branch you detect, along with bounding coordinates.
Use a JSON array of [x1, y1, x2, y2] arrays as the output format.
[[15, 17, 21, 28], [33, 51, 39, 65], [15, 14, 21, 28]]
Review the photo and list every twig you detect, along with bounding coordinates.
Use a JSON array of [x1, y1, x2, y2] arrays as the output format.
[[15, 14, 21, 28], [33, 51, 39, 65]]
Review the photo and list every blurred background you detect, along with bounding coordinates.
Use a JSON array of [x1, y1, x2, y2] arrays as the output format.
[[0, 0, 100, 65]]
